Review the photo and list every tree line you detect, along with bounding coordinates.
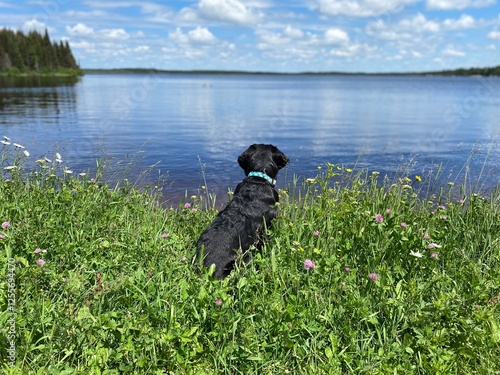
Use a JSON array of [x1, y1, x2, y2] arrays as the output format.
[[0, 28, 82, 75], [430, 65, 500, 76]]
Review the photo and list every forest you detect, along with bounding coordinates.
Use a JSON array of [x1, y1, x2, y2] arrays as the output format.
[[0, 28, 82, 76]]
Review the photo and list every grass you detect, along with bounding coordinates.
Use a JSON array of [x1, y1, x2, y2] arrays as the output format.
[[1, 141, 500, 374]]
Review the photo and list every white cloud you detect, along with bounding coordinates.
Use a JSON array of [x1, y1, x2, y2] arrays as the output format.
[[284, 25, 304, 38], [315, 0, 419, 17], [197, 0, 262, 25], [66, 23, 95, 37], [101, 28, 130, 40], [22, 19, 48, 33], [324, 28, 349, 44], [329, 43, 361, 57], [442, 47, 466, 56], [488, 30, 500, 39], [442, 14, 478, 30], [188, 27, 217, 44], [134, 45, 150, 53], [66, 24, 130, 40], [169, 27, 217, 45], [427, 0, 496, 10], [256, 25, 361, 62], [164, 26, 234, 61], [366, 13, 440, 39], [69, 40, 95, 51], [177, 7, 200, 23]]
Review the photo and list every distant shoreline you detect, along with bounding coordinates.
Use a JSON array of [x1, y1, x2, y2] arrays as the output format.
[[0, 69, 84, 78], [83, 66, 500, 76]]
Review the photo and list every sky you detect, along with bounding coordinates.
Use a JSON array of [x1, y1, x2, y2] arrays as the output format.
[[1, 0, 499, 73]]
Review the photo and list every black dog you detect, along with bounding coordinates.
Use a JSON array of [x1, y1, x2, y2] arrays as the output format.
[[195, 144, 289, 279]]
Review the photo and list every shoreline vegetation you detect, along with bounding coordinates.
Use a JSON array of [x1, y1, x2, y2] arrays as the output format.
[[1, 141, 499, 373], [0, 28, 83, 78], [83, 65, 500, 76]]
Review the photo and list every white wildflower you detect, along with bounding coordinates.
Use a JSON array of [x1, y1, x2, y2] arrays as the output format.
[[64, 169, 73, 174], [13, 143, 25, 149], [3, 166, 17, 170], [23, 150, 30, 157], [3, 136, 10, 141], [427, 243, 442, 249], [410, 250, 423, 258], [1, 140, 10, 146]]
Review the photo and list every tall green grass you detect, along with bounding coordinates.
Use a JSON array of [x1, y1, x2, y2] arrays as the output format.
[[1, 143, 499, 374]]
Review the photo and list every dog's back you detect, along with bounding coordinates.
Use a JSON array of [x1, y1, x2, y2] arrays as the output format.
[[195, 144, 288, 279]]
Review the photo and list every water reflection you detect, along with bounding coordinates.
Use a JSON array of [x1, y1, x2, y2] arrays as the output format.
[[0, 75, 79, 88], [0, 76, 78, 124], [0, 74, 499, 202]]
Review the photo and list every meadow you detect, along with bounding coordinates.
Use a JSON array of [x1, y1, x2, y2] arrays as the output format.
[[1, 141, 499, 374]]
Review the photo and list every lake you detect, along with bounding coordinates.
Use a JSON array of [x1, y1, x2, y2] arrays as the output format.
[[1, 73, 499, 204]]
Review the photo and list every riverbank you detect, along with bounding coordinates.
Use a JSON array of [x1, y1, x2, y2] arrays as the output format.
[[1, 144, 499, 373]]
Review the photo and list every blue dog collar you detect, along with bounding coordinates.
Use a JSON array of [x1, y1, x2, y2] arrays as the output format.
[[248, 171, 276, 185]]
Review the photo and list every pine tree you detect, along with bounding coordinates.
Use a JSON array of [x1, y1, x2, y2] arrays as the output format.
[[0, 28, 81, 74]]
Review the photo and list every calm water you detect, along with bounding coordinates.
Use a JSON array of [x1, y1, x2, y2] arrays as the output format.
[[1, 73, 499, 203]]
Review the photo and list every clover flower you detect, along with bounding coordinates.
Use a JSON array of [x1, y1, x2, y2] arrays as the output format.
[[2, 221, 11, 229], [304, 259, 316, 270], [375, 214, 384, 223], [215, 299, 222, 306], [369, 273, 379, 282], [36, 259, 46, 266]]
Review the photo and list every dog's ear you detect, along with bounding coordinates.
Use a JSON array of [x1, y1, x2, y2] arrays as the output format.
[[238, 144, 257, 169], [273, 150, 289, 170]]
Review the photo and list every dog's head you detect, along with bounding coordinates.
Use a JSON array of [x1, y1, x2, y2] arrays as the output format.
[[237, 144, 289, 180]]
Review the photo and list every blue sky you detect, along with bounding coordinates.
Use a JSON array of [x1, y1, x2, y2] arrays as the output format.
[[1, 0, 499, 72]]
